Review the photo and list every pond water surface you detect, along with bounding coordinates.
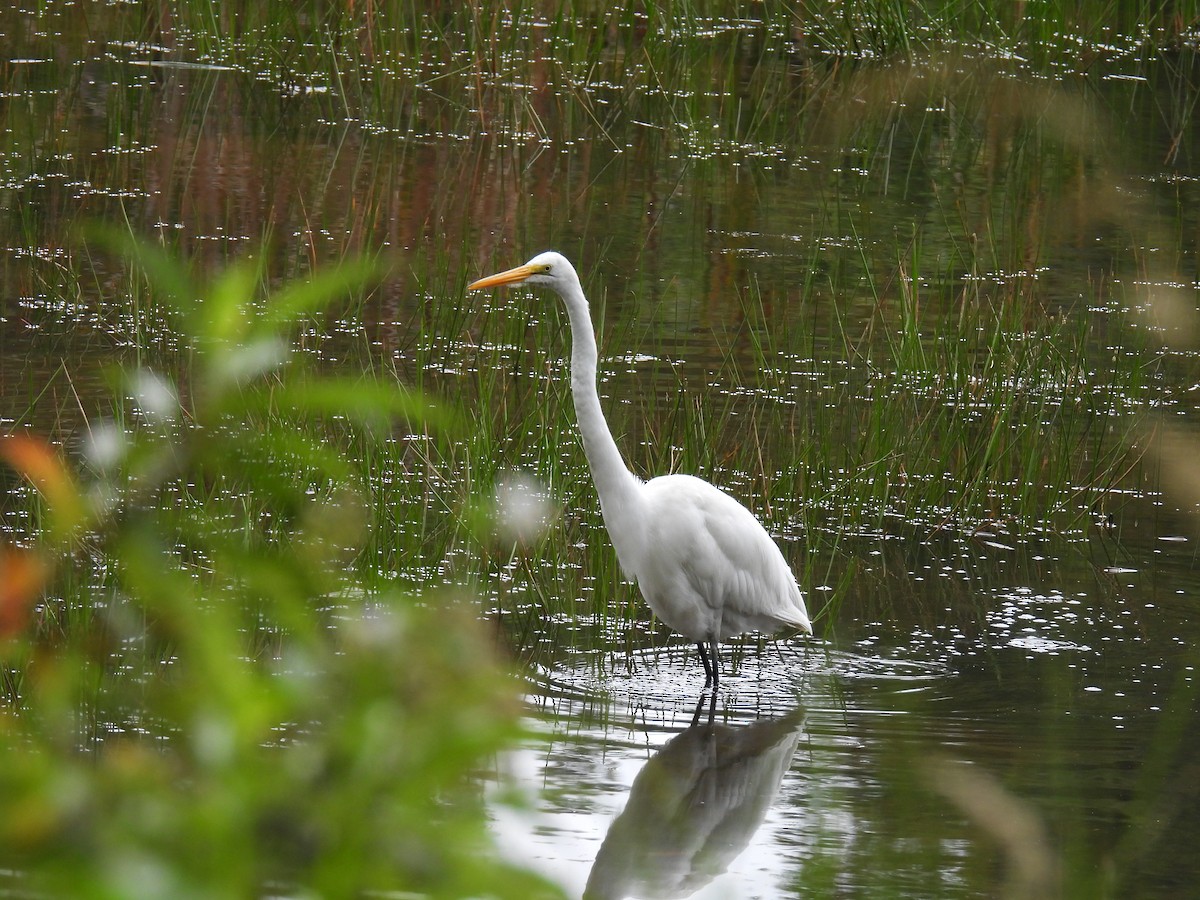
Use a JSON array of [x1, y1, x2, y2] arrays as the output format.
[[491, 525, 1200, 897], [3, 5, 1200, 897]]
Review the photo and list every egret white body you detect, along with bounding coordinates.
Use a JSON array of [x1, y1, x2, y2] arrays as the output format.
[[468, 252, 811, 685]]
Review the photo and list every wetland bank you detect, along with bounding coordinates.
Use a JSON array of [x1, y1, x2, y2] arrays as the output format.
[[2, 2, 1200, 897]]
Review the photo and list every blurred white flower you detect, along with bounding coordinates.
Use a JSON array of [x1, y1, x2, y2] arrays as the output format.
[[84, 419, 127, 470], [493, 471, 555, 545], [130, 368, 178, 423], [219, 336, 290, 385]]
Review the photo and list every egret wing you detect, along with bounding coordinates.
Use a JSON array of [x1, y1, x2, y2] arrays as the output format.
[[641, 475, 809, 639]]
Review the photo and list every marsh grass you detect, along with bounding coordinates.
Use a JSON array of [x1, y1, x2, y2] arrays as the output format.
[[133, 0, 1200, 166], [420, 227, 1150, 671], [0, 0, 1173, 664]]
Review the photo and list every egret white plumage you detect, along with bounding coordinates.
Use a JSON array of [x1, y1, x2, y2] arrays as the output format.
[[468, 252, 811, 686]]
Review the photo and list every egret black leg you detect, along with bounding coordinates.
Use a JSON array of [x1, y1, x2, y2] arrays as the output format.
[[708, 638, 720, 688], [697, 642, 714, 686], [690, 689, 717, 727]]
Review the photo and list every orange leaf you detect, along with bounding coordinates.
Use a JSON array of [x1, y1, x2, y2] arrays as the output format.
[[0, 546, 45, 637], [0, 434, 85, 535]]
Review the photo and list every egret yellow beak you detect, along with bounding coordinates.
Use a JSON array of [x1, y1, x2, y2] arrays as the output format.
[[467, 263, 540, 291]]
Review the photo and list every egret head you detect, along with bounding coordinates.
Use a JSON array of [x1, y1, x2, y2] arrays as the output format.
[[467, 251, 580, 297]]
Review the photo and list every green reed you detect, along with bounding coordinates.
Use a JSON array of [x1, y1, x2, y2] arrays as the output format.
[[387, 238, 1147, 668], [4, 0, 1166, 613]]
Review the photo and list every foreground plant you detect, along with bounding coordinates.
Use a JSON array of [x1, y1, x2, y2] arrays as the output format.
[[0, 236, 558, 898]]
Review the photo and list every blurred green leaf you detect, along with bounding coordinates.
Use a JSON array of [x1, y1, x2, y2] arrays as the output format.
[[0, 237, 559, 898], [79, 226, 197, 332], [204, 256, 262, 345], [272, 376, 458, 434], [261, 255, 388, 329]]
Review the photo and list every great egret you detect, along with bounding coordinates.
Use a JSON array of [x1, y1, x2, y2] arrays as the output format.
[[468, 252, 812, 686]]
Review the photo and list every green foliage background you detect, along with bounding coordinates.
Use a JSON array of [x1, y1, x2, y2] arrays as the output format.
[[0, 237, 559, 898]]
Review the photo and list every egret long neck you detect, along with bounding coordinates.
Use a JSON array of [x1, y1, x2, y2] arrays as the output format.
[[560, 285, 643, 560]]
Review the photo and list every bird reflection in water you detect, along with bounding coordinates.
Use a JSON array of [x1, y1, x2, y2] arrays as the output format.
[[584, 698, 805, 900]]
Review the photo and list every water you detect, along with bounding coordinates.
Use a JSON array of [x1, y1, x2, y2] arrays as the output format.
[[3, 4, 1200, 896], [492, 532, 1200, 897]]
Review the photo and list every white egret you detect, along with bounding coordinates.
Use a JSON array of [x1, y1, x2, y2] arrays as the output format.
[[468, 252, 812, 686]]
